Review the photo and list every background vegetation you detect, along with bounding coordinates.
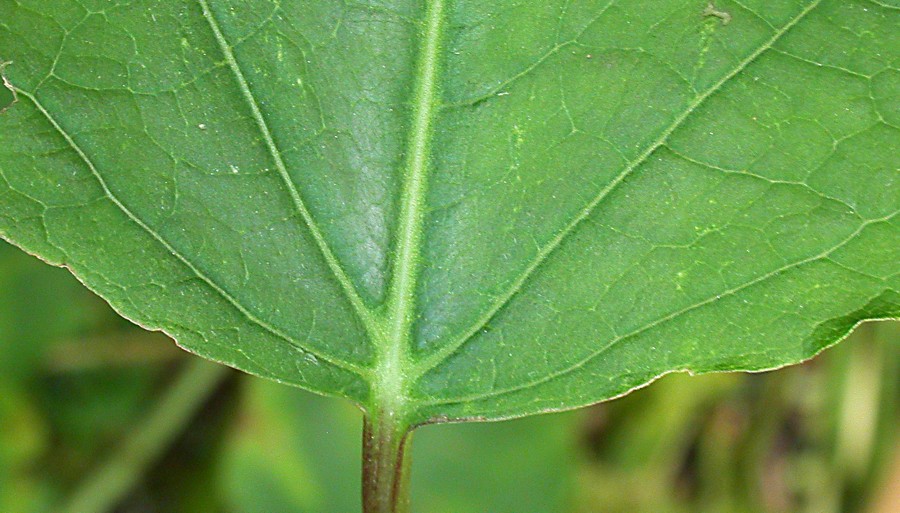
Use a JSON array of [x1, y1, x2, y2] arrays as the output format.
[[0, 239, 896, 513]]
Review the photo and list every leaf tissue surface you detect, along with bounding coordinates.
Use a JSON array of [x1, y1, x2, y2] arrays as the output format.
[[0, 0, 897, 424]]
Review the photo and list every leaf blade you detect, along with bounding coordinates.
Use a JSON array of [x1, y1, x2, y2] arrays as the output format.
[[0, 0, 897, 424]]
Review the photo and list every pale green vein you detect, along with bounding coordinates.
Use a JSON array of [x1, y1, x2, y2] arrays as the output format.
[[662, 145, 865, 218], [442, 0, 616, 109], [422, 210, 897, 407], [379, 0, 445, 412], [413, 0, 824, 379], [441, 41, 574, 109], [15, 87, 370, 379], [866, 0, 900, 11], [770, 48, 873, 79], [197, 0, 384, 345]]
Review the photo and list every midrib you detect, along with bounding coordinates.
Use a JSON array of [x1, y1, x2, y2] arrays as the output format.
[[376, 0, 446, 415]]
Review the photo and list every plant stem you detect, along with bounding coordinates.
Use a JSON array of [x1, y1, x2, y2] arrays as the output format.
[[58, 357, 229, 513], [362, 413, 413, 513]]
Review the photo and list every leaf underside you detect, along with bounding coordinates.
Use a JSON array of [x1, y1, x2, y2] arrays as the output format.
[[0, 0, 897, 425]]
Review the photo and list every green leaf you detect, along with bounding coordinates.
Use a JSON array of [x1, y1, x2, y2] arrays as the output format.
[[0, 0, 897, 426]]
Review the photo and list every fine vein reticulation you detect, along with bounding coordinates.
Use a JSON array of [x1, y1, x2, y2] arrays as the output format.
[[0, 0, 896, 424], [15, 87, 369, 378], [412, 0, 824, 379], [422, 210, 895, 407], [198, 0, 386, 354]]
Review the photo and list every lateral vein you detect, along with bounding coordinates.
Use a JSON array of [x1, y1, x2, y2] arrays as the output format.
[[197, 0, 384, 345], [16, 88, 370, 378], [412, 0, 824, 379], [422, 210, 897, 407]]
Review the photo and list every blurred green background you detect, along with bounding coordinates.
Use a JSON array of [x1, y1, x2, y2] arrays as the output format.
[[0, 239, 896, 513]]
